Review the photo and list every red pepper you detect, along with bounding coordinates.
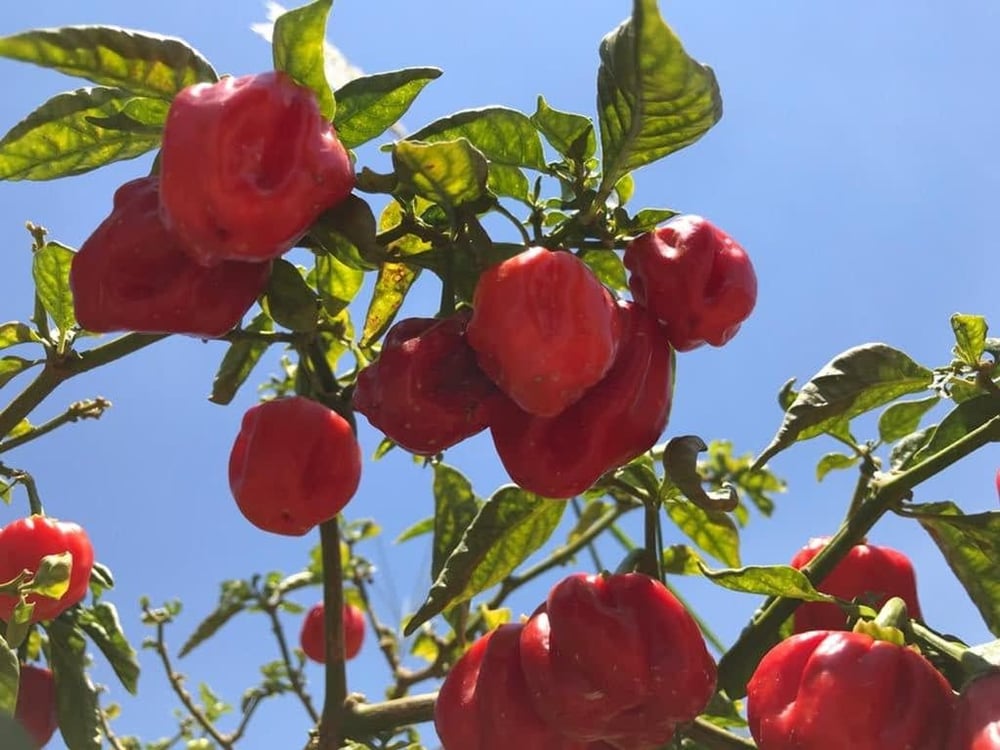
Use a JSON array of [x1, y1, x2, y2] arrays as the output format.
[[467, 247, 622, 417], [159, 71, 354, 266], [624, 215, 756, 351], [747, 629, 955, 749], [353, 311, 500, 454], [228, 396, 361, 536], [434, 623, 596, 750], [299, 602, 365, 663], [490, 301, 673, 498], [15, 664, 57, 748], [70, 177, 271, 338], [519, 572, 716, 748], [790, 537, 923, 633], [948, 670, 1000, 749], [0, 516, 94, 624]]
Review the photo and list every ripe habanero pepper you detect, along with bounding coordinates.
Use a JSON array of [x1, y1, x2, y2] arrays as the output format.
[[159, 71, 355, 266], [15, 664, 57, 748], [948, 670, 1000, 749], [299, 602, 365, 663], [624, 215, 757, 352]]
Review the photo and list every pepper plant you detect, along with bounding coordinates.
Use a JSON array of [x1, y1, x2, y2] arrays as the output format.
[[0, 1, 997, 749]]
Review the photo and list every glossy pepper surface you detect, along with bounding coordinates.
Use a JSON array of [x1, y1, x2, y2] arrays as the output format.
[[519, 572, 716, 748], [747, 629, 955, 750], [0, 516, 94, 624], [490, 301, 672, 498], [790, 537, 923, 633], [159, 71, 354, 266], [624, 215, 756, 351], [15, 664, 57, 748], [467, 247, 621, 417], [353, 311, 499, 454], [70, 177, 271, 337], [299, 602, 365, 663], [947, 670, 1000, 749], [228, 396, 361, 536]]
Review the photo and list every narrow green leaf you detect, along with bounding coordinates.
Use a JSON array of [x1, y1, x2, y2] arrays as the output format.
[[45, 618, 100, 750], [531, 96, 595, 161], [889, 426, 935, 471], [0, 26, 217, 98], [432, 464, 481, 580], [77, 603, 139, 694], [0, 322, 42, 350], [405, 487, 566, 635], [208, 313, 274, 406], [699, 563, 837, 602], [0, 642, 16, 714], [661, 544, 703, 575], [878, 396, 940, 443], [395, 516, 433, 544], [597, 0, 723, 185], [579, 249, 628, 291], [263, 260, 318, 332], [178, 580, 253, 658], [393, 139, 489, 208], [334, 67, 442, 148], [0, 87, 161, 181], [623, 207, 677, 233], [271, 0, 335, 119], [664, 497, 740, 568], [360, 263, 418, 347], [910, 395, 1000, 466], [754, 344, 933, 468], [615, 173, 635, 204], [0, 357, 39, 389], [314, 254, 363, 318], [32, 241, 75, 330], [816, 452, 858, 481], [951, 313, 988, 367]]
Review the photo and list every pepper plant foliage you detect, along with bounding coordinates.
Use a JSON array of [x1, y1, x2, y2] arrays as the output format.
[[0, 0, 996, 749]]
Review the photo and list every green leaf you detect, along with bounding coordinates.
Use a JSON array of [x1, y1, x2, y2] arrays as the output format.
[[405, 487, 566, 635], [951, 313, 988, 367], [906, 502, 1000, 636], [663, 496, 740, 568], [597, 0, 723, 185], [0, 357, 39, 389], [816, 452, 858, 481], [263, 260, 318, 333], [661, 544, 704, 575], [393, 139, 489, 208], [32, 241, 75, 330], [699, 563, 837, 602], [567, 499, 610, 545], [86, 95, 170, 135], [910, 394, 1000, 466], [0, 322, 42, 350], [77, 603, 139, 694], [395, 516, 433, 544], [878, 396, 940, 443], [579, 249, 628, 291], [45, 618, 101, 750], [754, 344, 933, 468], [179, 580, 253, 658], [209, 313, 274, 406], [309, 195, 383, 271], [487, 164, 530, 201], [314, 254, 363, 318], [432, 464, 481, 580], [623, 207, 677, 233], [889, 426, 934, 471], [360, 262, 419, 347], [334, 67, 442, 148], [0, 641, 16, 714], [0, 87, 161, 181], [0, 26, 217, 98], [271, 0, 335, 119], [531, 96, 595, 161]]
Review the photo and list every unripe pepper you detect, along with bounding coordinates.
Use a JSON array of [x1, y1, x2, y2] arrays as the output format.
[[948, 670, 1000, 749], [790, 537, 923, 633], [490, 301, 672, 498], [159, 71, 355, 266], [624, 215, 756, 351], [15, 664, 57, 748], [519, 572, 716, 747], [353, 311, 500, 454], [70, 177, 271, 337], [747, 629, 955, 749], [467, 247, 621, 417], [299, 602, 365, 663], [0, 516, 94, 624], [228, 396, 361, 536]]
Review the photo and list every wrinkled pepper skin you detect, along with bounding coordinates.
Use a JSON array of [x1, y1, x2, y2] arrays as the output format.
[[70, 177, 271, 337], [15, 664, 57, 748], [467, 247, 621, 417], [0, 516, 94, 624], [747, 630, 955, 750], [228, 396, 361, 536], [519, 573, 716, 748], [790, 538, 923, 633], [353, 311, 500, 454], [159, 71, 355, 266], [299, 602, 365, 663], [624, 215, 756, 351], [948, 670, 1000, 749], [490, 301, 672, 498], [435, 623, 596, 750]]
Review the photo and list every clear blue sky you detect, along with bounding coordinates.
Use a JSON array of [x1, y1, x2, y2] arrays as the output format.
[[0, 2, 998, 748]]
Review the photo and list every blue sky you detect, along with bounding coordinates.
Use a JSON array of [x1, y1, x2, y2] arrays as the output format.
[[0, 2, 998, 748]]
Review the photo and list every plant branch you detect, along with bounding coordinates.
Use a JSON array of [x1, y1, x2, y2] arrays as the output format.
[[341, 692, 437, 739], [317, 518, 348, 750], [0, 397, 111, 455], [261, 595, 320, 723], [682, 718, 757, 749]]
